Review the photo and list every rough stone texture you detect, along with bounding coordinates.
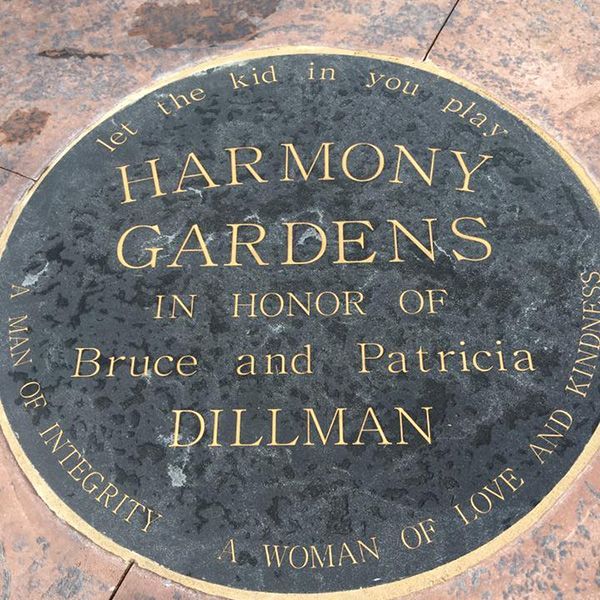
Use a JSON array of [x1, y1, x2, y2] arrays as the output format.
[[0, 0, 455, 180], [0, 0, 598, 599], [0, 171, 34, 228], [408, 453, 600, 600], [0, 431, 126, 599], [429, 0, 600, 182]]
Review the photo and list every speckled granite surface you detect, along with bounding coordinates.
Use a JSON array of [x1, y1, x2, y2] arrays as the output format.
[[0, 1, 597, 599]]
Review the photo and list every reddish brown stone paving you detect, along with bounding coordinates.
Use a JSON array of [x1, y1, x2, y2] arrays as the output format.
[[0, 171, 34, 228], [407, 455, 600, 600], [0, 109, 51, 145], [0, 0, 454, 179], [128, 1, 282, 49], [0, 0, 598, 598], [428, 0, 600, 182], [0, 426, 126, 599]]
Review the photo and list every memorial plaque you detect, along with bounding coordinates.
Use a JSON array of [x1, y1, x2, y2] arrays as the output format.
[[0, 49, 598, 598]]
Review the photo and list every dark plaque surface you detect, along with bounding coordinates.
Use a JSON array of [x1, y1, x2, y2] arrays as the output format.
[[0, 50, 598, 598]]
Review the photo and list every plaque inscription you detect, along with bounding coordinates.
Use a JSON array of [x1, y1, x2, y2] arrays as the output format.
[[0, 49, 598, 598]]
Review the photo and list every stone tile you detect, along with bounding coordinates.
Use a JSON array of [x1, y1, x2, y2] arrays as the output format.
[[406, 453, 600, 599], [0, 0, 455, 180], [0, 430, 127, 600], [428, 0, 600, 182], [0, 170, 34, 229], [112, 564, 223, 600]]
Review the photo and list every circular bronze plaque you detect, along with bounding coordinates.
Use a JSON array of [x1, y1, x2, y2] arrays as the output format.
[[0, 49, 598, 598]]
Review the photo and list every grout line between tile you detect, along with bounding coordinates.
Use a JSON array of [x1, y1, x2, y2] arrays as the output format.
[[423, 0, 462, 62]]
